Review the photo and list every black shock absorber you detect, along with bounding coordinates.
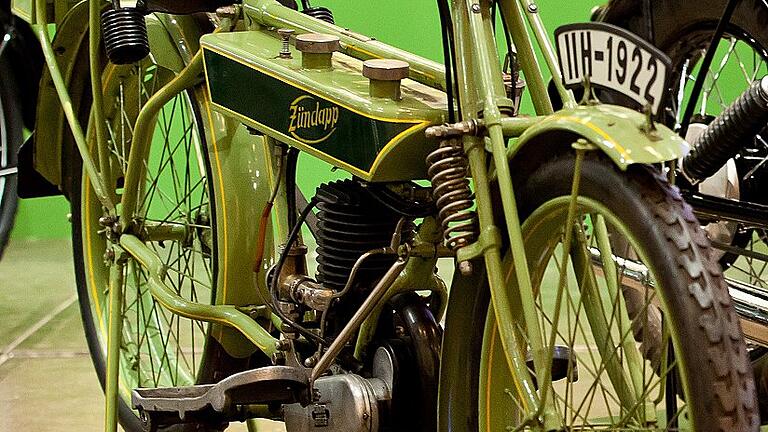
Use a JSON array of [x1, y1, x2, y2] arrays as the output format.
[[683, 76, 768, 183], [100, 1, 150, 65]]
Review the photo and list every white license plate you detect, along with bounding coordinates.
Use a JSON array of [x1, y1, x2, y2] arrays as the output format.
[[555, 23, 671, 115]]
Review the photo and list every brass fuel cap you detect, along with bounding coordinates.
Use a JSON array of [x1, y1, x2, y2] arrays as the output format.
[[362, 59, 410, 81], [295, 33, 340, 69], [295, 33, 341, 53], [362, 59, 410, 100]]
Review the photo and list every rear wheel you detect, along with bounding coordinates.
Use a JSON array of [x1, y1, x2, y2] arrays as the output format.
[[469, 153, 758, 431], [71, 56, 240, 430], [604, 0, 768, 346], [0, 56, 22, 259]]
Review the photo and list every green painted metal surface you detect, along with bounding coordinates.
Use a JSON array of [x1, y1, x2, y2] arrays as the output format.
[[30, 0, 89, 188], [120, 235, 279, 357], [201, 30, 448, 181], [11, 0, 34, 23], [509, 104, 690, 168]]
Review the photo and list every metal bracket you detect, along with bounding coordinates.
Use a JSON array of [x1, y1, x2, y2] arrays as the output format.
[[455, 225, 503, 263]]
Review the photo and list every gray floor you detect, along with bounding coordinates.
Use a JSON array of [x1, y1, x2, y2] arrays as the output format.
[[0, 239, 111, 430], [0, 239, 284, 431]]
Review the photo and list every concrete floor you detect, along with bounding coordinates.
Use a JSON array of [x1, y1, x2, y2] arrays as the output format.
[[0, 239, 283, 431]]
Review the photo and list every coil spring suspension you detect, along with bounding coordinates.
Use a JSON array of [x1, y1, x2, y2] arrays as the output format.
[[426, 138, 478, 253], [101, 4, 149, 65], [303, 6, 335, 24]]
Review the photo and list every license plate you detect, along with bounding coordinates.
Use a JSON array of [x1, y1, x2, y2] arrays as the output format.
[[555, 23, 671, 115]]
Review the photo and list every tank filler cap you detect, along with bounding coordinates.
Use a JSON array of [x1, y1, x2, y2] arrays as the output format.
[[362, 59, 410, 101], [295, 33, 341, 54], [295, 33, 340, 70]]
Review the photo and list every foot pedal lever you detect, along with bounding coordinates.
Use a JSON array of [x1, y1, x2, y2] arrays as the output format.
[[132, 366, 309, 431], [526, 345, 579, 388]]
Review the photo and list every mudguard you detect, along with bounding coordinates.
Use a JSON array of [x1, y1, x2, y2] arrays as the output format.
[[30, 2, 198, 194], [509, 104, 689, 169]]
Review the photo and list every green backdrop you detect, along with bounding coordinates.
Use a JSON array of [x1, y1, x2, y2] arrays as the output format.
[[10, 0, 601, 240]]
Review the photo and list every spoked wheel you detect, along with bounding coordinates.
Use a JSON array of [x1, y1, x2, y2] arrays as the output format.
[[473, 153, 758, 431], [0, 55, 22, 259], [604, 0, 768, 344], [71, 59, 236, 430]]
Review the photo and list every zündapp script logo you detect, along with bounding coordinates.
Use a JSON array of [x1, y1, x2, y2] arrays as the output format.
[[288, 95, 340, 144]]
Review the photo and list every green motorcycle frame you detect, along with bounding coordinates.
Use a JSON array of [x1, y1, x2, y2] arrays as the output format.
[[5, 0, 753, 430]]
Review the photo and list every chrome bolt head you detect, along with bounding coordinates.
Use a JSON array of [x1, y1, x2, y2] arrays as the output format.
[[458, 260, 473, 276], [278, 28, 295, 59]]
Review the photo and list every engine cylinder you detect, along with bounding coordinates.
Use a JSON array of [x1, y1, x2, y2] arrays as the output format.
[[314, 180, 401, 291]]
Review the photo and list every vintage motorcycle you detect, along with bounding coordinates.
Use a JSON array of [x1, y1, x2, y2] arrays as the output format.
[[0, 0, 759, 430], [596, 0, 768, 421]]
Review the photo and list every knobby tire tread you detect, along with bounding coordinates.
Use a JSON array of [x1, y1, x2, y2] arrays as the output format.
[[639, 166, 758, 431]]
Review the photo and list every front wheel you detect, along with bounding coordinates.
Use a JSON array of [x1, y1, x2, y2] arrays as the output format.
[[448, 153, 758, 431]]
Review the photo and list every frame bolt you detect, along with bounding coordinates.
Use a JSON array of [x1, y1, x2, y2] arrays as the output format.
[[275, 339, 292, 351], [215, 5, 240, 19], [271, 351, 286, 365], [458, 260, 473, 276], [103, 248, 116, 263], [471, 3, 481, 13], [278, 28, 295, 59], [304, 355, 318, 367], [527, 3, 538, 12]]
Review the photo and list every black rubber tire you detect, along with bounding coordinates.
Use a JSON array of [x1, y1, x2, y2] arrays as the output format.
[[0, 56, 22, 259], [69, 76, 252, 431], [455, 154, 759, 431]]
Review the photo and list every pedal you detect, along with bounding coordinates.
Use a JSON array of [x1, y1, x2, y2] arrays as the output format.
[[526, 345, 579, 388], [132, 366, 308, 431]]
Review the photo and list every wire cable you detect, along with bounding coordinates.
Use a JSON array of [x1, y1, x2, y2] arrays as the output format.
[[436, 0, 459, 122], [269, 197, 328, 346]]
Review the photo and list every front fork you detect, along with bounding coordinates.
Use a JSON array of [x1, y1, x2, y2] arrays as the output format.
[[451, 0, 647, 428]]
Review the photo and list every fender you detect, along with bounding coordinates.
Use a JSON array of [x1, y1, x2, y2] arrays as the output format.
[[591, 0, 641, 26], [508, 104, 689, 170], [30, 2, 198, 196]]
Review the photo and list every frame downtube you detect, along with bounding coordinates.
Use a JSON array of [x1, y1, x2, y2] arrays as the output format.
[[518, 0, 575, 109], [104, 251, 125, 432], [454, 0, 555, 424], [89, 0, 112, 188]]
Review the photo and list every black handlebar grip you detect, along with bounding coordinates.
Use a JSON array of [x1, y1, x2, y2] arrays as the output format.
[[683, 76, 768, 182]]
